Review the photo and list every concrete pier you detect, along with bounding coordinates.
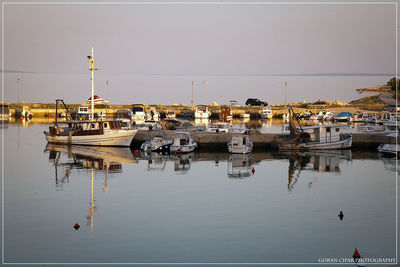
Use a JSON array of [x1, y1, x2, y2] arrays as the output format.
[[132, 130, 391, 150]]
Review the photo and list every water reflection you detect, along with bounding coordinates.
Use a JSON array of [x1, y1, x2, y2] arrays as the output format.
[[45, 144, 138, 189], [171, 153, 194, 174], [276, 150, 352, 192], [227, 153, 253, 178]]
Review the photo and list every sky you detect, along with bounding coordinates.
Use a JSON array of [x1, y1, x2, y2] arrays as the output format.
[[1, 1, 398, 105]]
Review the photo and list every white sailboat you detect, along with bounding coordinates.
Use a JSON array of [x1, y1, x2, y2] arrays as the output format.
[[44, 48, 137, 147]]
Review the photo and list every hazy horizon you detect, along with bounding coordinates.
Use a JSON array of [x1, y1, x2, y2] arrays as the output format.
[[2, 2, 398, 105]]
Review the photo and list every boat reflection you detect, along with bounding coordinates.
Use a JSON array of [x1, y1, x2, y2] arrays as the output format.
[[227, 153, 253, 178], [379, 154, 399, 173], [140, 151, 168, 171], [45, 143, 138, 189], [171, 152, 194, 174], [277, 150, 352, 192]]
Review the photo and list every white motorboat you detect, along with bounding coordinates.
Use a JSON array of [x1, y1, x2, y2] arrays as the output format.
[[228, 131, 253, 154], [130, 104, 146, 121], [136, 120, 163, 131], [166, 110, 176, 119], [378, 143, 399, 156], [140, 136, 173, 154], [378, 133, 399, 156], [170, 132, 197, 153], [44, 48, 137, 147], [195, 105, 211, 119], [261, 107, 273, 119], [207, 122, 234, 133], [146, 106, 160, 121]]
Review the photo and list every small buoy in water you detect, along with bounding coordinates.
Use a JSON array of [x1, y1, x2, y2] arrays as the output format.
[[73, 223, 80, 230], [353, 247, 360, 262], [252, 167, 255, 174], [357, 151, 361, 155], [134, 149, 139, 155], [338, 211, 344, 220]]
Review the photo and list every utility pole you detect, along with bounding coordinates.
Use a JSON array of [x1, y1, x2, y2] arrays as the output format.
[[284, 81, 288, 106], [17, 78, 20, 104], [191, 81, 194, 106]]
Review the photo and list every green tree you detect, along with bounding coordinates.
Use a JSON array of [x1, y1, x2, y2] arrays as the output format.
[[387, 77, 400, 91]]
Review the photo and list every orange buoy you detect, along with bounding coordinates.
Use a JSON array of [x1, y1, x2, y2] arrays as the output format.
[[353, 248, 360, 262], [73, 223, 80, 230], [357, 151, 361, 155], [252, 167, 255, 174], [134, 149, 139, 155]]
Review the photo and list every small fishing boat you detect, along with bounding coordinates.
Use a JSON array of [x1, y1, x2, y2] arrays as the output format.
[[44, 49, 137, 147], [136, 120, 163, 131], [140, 136, 173, 154], [228, 131, 253, 154], [0, 104, 11, 120], [220, 105, 233, 121], [261, 107, 273, 119], [278, 107, 352, 150], [207, 122, 234, 133], [130, 104, 146, 121], [170, 132, 197, 153], [166, 110, 176, 119], [45, 119, 137, 146], [333, 112, 353, 122], [194, 105, 211, 119], [378, 133, 399, 156]]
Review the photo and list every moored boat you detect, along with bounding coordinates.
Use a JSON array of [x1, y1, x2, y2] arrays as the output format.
[[45, 119, 137, 147], [140, 136, 173, 154], [207, 122, 234, 133], [195, 105, 211, 119], [261, 107, 273, 119], [228, 131, 253, 154], [170, 132, 197, 153], [278, 107, 352, 150], [44, 48, 137, 147]]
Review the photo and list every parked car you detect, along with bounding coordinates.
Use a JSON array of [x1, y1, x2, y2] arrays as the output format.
[[245, 98, 268, 106], [307, 101, 327, 109]]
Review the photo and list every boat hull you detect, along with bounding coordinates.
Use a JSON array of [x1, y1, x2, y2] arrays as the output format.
[[170, 144, 197, 153], [378, 144, 399, 156], [45, 130, 137, 147], [228, 143, 253, 154], [279, 136, 352, 150]]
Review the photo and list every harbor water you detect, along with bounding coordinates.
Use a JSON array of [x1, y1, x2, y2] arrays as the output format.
[[2, 120, 397, 264]]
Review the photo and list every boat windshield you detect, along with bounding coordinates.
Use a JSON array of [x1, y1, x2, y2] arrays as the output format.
[[132, 107, 144, 112]]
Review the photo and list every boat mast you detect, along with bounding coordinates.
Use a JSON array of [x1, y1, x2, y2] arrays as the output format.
[[88, 48, 98, 120]]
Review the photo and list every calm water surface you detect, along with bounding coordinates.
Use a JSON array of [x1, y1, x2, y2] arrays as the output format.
[[2, 120, 397, 265]]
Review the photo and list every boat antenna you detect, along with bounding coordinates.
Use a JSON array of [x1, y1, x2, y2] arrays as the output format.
[[88, 48, 99, 120]]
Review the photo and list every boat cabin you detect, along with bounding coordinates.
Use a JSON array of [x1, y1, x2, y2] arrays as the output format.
[[50, 120, 125, 137], [173, 132, 192, 146], [130, 104, 146, 120], [301, 125, 347, 143]]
